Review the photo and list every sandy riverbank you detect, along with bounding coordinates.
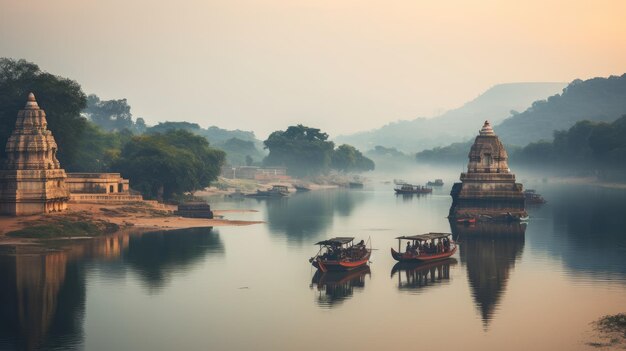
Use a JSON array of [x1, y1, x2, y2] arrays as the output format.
[[0, 201, 263, 244]]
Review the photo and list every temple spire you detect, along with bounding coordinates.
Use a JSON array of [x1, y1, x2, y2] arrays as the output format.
[[24, 92, 39, 110], [479, 120, 495, 136]]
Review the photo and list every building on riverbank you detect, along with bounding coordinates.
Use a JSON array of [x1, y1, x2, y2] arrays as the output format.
[[449, 121, 527, 220], [0, 93, 70, 215]]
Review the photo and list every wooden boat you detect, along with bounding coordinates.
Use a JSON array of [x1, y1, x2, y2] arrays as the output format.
[[391, 233, 457, 263], [245, 185, 290, 197], [310, 237, 371, 272], [394, 184, 432, 194], [524, 189, 546, 204], [427, 179, 444, 186], [294, 184, 311, 192]]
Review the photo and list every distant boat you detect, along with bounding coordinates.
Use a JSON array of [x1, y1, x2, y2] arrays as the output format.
[[394, 184, 432, 194], [524, 189, 546, 204], [391, 233, 457, 263], [294, 184, 311, 192], [246, 185, 290, 197], [309, 237, 371, 272], [427, 179, 444, 186], [348, 181, 364, 189]]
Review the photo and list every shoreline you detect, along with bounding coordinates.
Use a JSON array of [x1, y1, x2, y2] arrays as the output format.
[[0, 201, 263, 246]]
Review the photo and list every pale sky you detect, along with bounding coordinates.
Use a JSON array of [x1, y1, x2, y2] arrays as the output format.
[[1, 0, 625, 139]]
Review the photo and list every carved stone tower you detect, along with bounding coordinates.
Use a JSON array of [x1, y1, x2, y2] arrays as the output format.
[[449, 121, 526, 220], [0, 93, 70, 215]]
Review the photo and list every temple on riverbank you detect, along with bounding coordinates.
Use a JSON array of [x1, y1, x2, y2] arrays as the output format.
[[0, 93, 70, 215], [449, 121, 526, 220]]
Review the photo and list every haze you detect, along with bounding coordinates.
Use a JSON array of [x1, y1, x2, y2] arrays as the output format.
[[1, 0, 625, 138]]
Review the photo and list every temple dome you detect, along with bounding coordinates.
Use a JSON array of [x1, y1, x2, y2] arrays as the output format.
[[479, 120, 495, 136], [24, 92, 39, 110]]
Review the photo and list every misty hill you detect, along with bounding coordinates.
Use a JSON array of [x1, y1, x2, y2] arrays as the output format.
[[335, 82, 566, 153], [496, 74, 626, 145]]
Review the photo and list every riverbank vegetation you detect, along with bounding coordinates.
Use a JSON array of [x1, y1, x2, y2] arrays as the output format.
[[263, 124, 374, 176]]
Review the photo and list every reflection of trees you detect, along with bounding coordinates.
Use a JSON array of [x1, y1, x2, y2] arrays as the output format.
[[125, 227, 224, 290], [451, 221, 525, 328], [391, 259, 456, 293], [0, 249, 85, 351], [310, 266, 370, 308], [544, 186, 626, 276], [265, 190, 368, 244]]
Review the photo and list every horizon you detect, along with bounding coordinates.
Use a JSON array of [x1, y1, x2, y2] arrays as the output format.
[[2, 0, 625, 139]]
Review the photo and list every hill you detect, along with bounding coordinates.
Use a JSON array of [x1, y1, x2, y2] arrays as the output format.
[[496, 74, 626, 145], [335, 82, 566, 153]]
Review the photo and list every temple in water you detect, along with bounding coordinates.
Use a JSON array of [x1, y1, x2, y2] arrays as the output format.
[[449, 121, 526, 221], [0, 93, 70, 215]]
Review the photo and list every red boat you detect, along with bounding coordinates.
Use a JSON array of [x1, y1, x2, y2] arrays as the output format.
[[391, 233, 457, 263], [310, 237, 371, 272]]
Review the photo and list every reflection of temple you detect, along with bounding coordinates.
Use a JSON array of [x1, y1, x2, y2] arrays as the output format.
[[391, 259, 456, 292], [450, 221, 525, 328], [0, 228, 223, 349], [310, 266, 370, 307], [449, 121, 526, 220], [0, 248, 84, 351]]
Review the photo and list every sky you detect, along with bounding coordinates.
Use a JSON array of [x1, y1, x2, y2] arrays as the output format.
[[1, 0, 625, 139]]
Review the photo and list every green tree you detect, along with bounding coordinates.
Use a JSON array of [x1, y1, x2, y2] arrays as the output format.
[[331, 144, 375, 172], [0, 58, 87, 166], [263, 125, 335, 177], [112, 130, 225, 200]]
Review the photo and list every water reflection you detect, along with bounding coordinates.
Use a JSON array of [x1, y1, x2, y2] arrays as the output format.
[[451, 221, 526, 328], [125, 228, 224, 290], [310, 266, 370, 308], [391, 259, 457, 293], [536, 186, 626, 278], [265, 190, 368, 244], [0, 227, 223, 350]]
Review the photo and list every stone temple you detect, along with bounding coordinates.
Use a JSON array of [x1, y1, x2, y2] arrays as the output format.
[[0, 93, 70, 215], [449, 121, 526, 220]]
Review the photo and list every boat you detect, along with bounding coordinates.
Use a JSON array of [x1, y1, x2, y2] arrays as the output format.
[[394, 183, 433, 194], [245, 185, 290, 197], [348, 181, 363, 189], [294, 184, 311, 192], [391, 233, 457, 263], [309, 237, 371, 272], [426, 179, 444, 186], [524, 189, 546, 204]]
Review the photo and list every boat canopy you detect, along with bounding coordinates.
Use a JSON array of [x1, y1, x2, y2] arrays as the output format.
[[315, 237, 355, 246], [395, 233, 452, 241]]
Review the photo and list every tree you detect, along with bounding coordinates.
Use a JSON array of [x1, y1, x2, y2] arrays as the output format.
[[0, 58, 87, 166], [331, 144, 375, 172], [112, 130, 225, 200], [263, 125, 335, 177], [83, 94, 133, 131]]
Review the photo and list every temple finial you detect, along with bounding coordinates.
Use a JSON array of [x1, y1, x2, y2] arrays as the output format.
[[24, 92, 39, 110], [479, 120, 495, 136]]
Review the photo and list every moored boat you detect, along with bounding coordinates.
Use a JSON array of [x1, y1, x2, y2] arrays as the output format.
[[524, 189, 546, 204], [426, 179, 444, 186], [245, 185, 290, 197], [294, 184, 311, 192], [391, 233, 456, 263], [310, 237, 371, 272], [394, 183, 432, 194]]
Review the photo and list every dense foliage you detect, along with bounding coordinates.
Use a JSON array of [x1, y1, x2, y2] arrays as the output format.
[[0, 58, 87, 165], [84, 94, 146, 133], [263, 125, 374, 176], [147, 122, 263, 165], [331, 144, 375, 172], [497, 74, 626, 145], [113, 130, 225, 200]]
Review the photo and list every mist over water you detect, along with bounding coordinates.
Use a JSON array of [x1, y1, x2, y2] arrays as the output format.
[[1, 164, 625, 350]]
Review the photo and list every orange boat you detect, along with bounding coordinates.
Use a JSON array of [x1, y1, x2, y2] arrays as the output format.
[[310, 237, 371, 272], [391, 233, 457, 263]]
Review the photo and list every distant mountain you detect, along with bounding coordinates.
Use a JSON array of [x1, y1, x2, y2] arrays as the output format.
[[335, 82, 566, 153], [496, 74, 626, 145]]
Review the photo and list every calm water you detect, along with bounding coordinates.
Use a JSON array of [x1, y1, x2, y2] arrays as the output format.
[[1, 166, 626, 351]]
